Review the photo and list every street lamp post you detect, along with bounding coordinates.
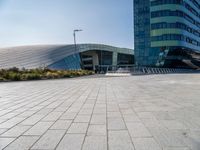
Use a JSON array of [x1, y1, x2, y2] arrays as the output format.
[[73, 29, 83, 69], [101, 49, 103, 73]]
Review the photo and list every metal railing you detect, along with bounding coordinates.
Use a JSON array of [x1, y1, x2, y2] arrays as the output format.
[[95, 65, 200, 75]]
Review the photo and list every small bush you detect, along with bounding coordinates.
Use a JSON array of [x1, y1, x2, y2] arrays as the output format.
[[0, 77, 6, 81], [25, 73, 41, 80], [45, 72, 60, 79], [8, 73, 21, 81]]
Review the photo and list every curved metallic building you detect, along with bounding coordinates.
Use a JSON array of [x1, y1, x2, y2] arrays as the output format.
[[134, 0, 200, 69], [0, 44, 134, 70]]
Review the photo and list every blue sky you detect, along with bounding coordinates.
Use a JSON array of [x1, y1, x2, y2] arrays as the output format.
[[0, 0, 133, 48]]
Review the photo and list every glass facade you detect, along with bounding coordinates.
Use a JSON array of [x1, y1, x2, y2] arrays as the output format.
[[117, 53, 134, 65], [98, 51, 113, 66], [48, 54, 81, 70], [134, 0, 200, 68], [151, 22, 200, 38], [134, 0, 151, 66], [48, 44, 134, 70]]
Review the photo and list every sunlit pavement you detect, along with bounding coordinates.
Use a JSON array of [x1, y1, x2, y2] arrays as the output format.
[[0, 74, 200, 150]]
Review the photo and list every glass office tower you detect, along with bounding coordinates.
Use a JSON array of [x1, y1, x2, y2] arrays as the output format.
[[134, 0, 200, 68]]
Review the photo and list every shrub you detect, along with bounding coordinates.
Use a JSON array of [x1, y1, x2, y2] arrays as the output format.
[[7, 73, 21, 81], [0, 67, 94, 82], [0, 77, 6, 81], [25, 73, 41, 80], [45, 72, 60, 79]]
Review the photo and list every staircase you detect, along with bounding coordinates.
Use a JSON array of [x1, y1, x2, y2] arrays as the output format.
[[182, 60, 200, 70]]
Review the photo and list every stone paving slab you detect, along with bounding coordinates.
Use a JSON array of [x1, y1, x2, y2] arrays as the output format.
[[0, 74, 200, 149]]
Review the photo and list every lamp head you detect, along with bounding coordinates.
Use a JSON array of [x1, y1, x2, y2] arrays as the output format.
[[74, 29, 83, 32]]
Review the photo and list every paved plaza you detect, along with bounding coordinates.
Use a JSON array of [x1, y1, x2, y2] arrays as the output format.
[[0, 74, 200, 150]]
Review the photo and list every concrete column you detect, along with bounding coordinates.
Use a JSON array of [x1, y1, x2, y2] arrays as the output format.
[[92, 52, 99, 70], [112, 52, 118, 66]]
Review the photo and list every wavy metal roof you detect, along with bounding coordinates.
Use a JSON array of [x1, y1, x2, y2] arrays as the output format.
[[0, 44, 133, 69]]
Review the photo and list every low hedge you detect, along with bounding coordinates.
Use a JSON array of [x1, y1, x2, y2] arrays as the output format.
[[0, 67, 94, 81]]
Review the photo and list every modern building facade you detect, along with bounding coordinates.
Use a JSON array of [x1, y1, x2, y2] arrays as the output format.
[[0, 44, 134, 71], [134, 0, 200, 69]]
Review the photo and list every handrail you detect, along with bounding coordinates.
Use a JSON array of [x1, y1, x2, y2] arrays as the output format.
[[95, 65, 200, 74]]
